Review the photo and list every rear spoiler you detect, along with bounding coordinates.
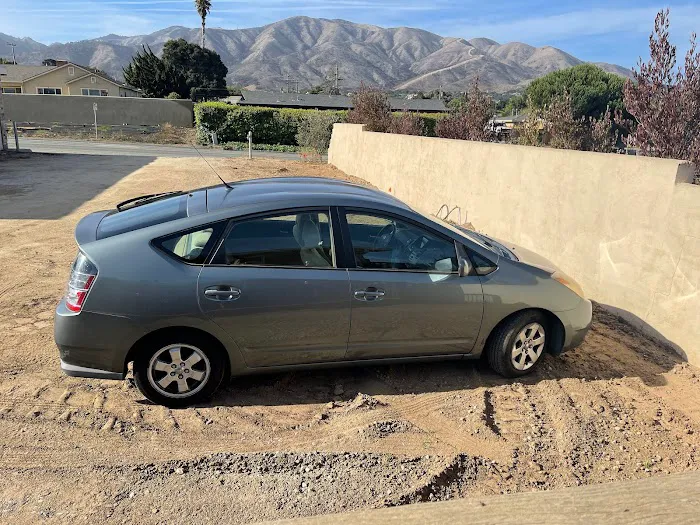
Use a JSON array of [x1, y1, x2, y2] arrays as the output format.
[[74, 210, 111, 246]]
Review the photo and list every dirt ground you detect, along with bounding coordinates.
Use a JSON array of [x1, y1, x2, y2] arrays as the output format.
[[0, 153, 699, 525]]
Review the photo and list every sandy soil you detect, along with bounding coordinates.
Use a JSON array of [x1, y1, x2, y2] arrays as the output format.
[[0, 153, 699, 524]]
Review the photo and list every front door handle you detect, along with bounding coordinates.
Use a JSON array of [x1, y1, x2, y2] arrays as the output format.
[[354, 288, 385, 302], [204, 286, 241, 301]]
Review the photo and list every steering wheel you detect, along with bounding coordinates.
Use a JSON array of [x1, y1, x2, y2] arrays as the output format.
[[372, 223, 396, 250]]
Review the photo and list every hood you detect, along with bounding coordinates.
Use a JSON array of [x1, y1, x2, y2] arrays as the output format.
[[476, 233, 559, 274]]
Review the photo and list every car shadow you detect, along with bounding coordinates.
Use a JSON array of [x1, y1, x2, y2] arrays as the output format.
[[186, 303, 686, 409], [0, 153, 157, 220]]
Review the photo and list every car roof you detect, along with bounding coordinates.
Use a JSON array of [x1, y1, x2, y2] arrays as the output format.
[[205, 177, 410, 213]]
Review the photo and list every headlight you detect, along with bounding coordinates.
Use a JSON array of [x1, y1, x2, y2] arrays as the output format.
[[552, 271, 585, 298]]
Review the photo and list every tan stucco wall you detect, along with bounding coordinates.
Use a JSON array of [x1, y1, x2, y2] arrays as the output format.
[[329, 124, 700, 365]]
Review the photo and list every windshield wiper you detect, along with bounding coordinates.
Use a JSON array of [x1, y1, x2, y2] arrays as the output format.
[[116, 191, 184, 212]]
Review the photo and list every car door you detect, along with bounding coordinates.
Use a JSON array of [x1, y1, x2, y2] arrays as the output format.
[[341, 209, 484, 360], [197, 208, 352, 368]]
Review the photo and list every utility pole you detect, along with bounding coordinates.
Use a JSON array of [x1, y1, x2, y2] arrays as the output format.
[[6, 42, 16, 65], [6, 42, 16, 64], [0, 65, 7, 152], [333, 63, 343, 94]]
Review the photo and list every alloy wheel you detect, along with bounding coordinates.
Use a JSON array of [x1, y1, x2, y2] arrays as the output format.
[[511, 323, 545, 371], [147, 344, 211, 399]]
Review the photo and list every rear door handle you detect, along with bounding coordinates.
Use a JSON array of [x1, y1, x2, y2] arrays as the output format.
[[354, 288, 385, 302], [204, 286, 241, 301]]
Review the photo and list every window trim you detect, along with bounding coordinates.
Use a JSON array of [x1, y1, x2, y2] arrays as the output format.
[[339, 206, 460, 275], [152, 221, 228, 265], [68, 66, 75, 76], [206, 207, 341, 270]]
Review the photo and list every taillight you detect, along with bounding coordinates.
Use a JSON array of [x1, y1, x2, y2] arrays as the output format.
[[65, 252, 97, 312]]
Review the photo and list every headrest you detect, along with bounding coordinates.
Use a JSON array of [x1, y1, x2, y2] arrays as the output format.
[[300, 217, 321, 248]]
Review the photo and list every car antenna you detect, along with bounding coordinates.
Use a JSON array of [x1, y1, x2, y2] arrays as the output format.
[[190, 141, 234, 189]]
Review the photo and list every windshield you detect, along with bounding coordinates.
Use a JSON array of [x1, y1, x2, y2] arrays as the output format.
[[424, 213, 518, 260]]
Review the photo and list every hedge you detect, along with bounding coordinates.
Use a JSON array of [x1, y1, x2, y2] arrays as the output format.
[[194, 102, 447, 146], [195, 102, 347, 145]]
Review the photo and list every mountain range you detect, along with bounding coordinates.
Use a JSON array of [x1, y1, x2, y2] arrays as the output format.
[[0, 16, 633, 93]]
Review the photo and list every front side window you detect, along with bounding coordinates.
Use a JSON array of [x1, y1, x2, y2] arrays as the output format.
[[1, 87, 21, 94], [345, 212, 457, 272], [212, 211, 334, 268], [37, 87, 61, 95]]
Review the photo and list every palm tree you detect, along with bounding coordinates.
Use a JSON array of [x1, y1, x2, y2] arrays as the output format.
[[194, 0, 212, 48]]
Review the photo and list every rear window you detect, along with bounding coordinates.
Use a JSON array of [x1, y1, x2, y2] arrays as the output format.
[[97, 195, 188, 240]]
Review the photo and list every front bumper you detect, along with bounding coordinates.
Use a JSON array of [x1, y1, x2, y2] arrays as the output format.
[[556, 298, 593, 353]]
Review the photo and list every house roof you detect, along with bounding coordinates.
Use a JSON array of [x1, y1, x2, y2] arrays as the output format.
[[238, 90, 447, 113], [0, 65, 55, 83]]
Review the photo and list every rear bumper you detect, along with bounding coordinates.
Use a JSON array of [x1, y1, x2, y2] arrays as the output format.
[[557, 298, 593, 353], [54, 300, 143, 379], [60, 359, 124, 380]]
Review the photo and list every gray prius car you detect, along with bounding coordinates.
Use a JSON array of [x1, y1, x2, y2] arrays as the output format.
[[55, 177, 592, 407]]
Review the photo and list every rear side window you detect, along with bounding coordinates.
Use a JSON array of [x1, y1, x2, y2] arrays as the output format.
[[97, 195, 188, 240], [211, 211, 334, 268], [155, 223, 225, 264]]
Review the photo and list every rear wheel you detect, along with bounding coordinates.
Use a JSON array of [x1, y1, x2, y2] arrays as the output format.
[[486, 311, 547, 378], [133, 334, 225, 408]]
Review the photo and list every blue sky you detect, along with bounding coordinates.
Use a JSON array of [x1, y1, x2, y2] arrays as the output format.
[[2, 0, 699, 67]]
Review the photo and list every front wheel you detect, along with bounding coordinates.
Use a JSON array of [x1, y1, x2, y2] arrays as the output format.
[[486, 311, 548, 378], [133, 335, 225, 408]]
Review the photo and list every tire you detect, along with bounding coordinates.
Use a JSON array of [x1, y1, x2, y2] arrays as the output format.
[[133, 333, 226, 408], [486, 311, 548, 378]]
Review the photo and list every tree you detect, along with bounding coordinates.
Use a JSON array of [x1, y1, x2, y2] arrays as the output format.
[[161, 39, 227, 97], [195, 0, 212, 48], [347, 83, 392, 132], [0, 58, 13, 64], [623, 9, 700, 174], [436, 79, 494, 141], [123, 40, 227, 99], [501, 94, 526, 116], [123, 45, 182, 98], [526, 64, 626, 119], [542, 91, 588, 150]]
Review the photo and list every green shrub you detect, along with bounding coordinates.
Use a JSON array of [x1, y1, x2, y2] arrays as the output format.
[[165, 92, 181, 99], [296, 112, 343, 154], [221, 142, 300, 153]]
